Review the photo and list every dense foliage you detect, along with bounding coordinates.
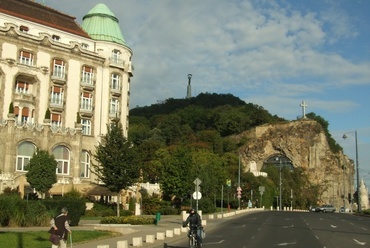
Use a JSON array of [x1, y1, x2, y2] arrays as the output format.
[[26, 149, 57, 197], [0, 193, 49, 227], [92, 118, 141, 216], [129, 93, 341, 210]]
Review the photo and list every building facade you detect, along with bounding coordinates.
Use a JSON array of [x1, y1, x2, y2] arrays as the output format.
[[0, 0, 133, 197]]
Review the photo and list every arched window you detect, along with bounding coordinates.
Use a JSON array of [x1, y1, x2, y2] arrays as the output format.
[[16, 142, 36, 171], [80, 151, 90, 178], [53, 146, 70, 175]]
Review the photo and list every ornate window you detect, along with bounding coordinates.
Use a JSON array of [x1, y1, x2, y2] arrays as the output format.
[[111, 73, 121, 91], [111, 49, 121, 64], [15, 80, 30, 94], [80, 151, 90, 178], [50, 86, 64, 106], [52, 35, 60, 41], [16, 142, 36, 171], [81, 118, 91, 135], [53, 146, 70, 175], [52, 59, 65, 78], [51, 113, 62, 127], [20, 107, 30, 123], [109, 98, 120, 116], [80, 92, 93, 111], [81, 66, 94, 85], [19, 25, 29, 33], [19, 50, 33, 66]]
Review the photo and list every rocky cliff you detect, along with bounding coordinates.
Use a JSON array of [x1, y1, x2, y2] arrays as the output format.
[[235, 119, 354, 208]]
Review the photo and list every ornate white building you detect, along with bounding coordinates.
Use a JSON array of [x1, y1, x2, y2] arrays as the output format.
[[0, 0, 133, 197]]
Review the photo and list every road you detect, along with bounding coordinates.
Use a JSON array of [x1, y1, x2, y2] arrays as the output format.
[[165, 211, 370, 248]]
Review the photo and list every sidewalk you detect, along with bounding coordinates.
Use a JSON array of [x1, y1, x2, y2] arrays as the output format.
[[0, 208, 263, 248], [73, 214, 185, 248]]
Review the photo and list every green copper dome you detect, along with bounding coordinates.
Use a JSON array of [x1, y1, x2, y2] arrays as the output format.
[[82, 4, 126, 45]]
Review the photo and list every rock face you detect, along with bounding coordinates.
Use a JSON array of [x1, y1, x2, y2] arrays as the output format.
[[236, 119, 354, 209]]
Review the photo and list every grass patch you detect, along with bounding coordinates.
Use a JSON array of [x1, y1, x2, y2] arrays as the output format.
[[0, 230, 119, 248]]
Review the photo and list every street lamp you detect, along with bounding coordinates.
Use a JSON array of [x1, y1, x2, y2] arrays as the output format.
[[343, 130, 361, 212], [275, 156, 282, 211]]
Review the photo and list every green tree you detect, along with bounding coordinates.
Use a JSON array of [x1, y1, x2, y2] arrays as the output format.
[[92, 118, 140, 217], [26, 149, 57, 199]]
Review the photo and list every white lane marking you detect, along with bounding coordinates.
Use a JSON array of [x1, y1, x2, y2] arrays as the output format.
[[251, 235, 255, 240], [276, 242, 297, 246], [362, 227, 367, 231], [205, 239, 225, 245], [353, 239, 366, 246], [315, 235, 319, 240], [282, 225, 294, 228], [330, 224, 337, 228]]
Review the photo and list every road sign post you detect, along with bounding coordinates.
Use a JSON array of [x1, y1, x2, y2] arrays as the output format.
[[194, 178, 202, 211]]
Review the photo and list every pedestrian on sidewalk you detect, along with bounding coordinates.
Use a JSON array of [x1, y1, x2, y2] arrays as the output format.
[[49, 207, 72, 248]]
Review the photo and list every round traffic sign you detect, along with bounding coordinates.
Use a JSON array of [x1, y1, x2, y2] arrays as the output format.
[[193, 191, 202, 200]]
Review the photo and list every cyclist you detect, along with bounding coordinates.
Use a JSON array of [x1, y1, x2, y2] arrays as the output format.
[[183, 208, 203, 247]]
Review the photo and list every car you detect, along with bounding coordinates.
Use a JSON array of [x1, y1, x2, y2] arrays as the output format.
[[309, 206, 319, 212], [318, 205, 336, 213]]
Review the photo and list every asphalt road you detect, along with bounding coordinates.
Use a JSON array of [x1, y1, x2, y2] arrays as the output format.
[[164, 211, 370, 248]]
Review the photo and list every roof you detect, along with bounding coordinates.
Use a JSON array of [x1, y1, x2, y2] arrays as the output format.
[[82, 3, 126, 45], [0, 0, 90, 38]]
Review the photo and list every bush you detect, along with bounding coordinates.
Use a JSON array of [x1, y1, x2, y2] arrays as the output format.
[[160, 206, 179, 215], [84, 202, 133, 217], [198, 197, 217, 214], [101, 215, 155, 225], [0, 194, 49, 227], [42, 197, 86, 226], [25, 201, 49, 226]]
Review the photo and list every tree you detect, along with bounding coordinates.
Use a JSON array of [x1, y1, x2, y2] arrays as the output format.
[[26, 149, 57, 198], [92, 118, 140, 217]]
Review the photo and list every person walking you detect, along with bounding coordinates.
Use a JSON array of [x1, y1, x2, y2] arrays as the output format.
[[183, 208, 203, 247], [49, 207, 72, 248]]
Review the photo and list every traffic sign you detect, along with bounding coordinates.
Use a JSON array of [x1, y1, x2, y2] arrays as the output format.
[[193, 191, 202, 200], [194, 178, 202, 186]]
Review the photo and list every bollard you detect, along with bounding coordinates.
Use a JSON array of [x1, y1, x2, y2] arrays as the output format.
[[133, 237, 143, 247], [146, 235, 155, 243], [166, 230, 174, 237], [156, 232, 165, 240], [117, 240, 128, 248]]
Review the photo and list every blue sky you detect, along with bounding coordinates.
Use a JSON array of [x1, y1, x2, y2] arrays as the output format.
[[39, 0, 370, 188]]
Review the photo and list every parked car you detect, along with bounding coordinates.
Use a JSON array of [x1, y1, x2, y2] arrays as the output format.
[[318, 205, 336, 213], [309, 206, 319, 212]]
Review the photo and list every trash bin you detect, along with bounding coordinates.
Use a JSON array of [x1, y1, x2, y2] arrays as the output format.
[[155, 212, 161, 225]]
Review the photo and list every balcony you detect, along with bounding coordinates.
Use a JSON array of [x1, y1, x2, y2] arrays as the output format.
[[50, 98, 64, 111], [127, 63, 134, 77], [80, 104, 93, 117], [108, 57, 125, 69], [13, 93, 36, 104], [81, 82, 95, 91], [110, 88, 121, 97]]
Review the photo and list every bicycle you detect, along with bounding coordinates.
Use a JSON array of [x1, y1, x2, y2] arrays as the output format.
[[188, 228, 198, 248]]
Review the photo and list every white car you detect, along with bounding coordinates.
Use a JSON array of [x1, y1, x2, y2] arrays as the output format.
[[318, 205, 336, 213]]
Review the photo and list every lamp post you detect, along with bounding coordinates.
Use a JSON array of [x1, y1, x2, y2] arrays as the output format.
[[343, 130, 361, 212], [237, 153, 241, 210], [275, 156, 282, 211]]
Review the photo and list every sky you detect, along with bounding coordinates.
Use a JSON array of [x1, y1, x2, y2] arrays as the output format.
[[38, 0, 370, 189]]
